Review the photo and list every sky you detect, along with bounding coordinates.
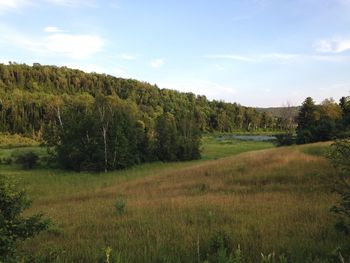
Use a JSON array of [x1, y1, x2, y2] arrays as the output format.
[[0, 0, 350, 107]]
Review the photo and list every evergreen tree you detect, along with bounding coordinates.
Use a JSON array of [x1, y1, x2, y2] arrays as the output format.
[[296, 97, 318, 144]]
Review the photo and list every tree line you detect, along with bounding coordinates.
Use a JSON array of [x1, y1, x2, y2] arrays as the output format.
[[296, 96, 350, 144], [41, 93, 201, 171], [0, 63, 291, 137]]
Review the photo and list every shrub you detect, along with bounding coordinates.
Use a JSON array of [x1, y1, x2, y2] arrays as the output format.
[[275, 133, 294, 146], [115, 197, 126, 216], [328, 140, 350, 236], [15, 151, 39, 169], [0, 176, 50, 261], [0, 157, 12, 165]]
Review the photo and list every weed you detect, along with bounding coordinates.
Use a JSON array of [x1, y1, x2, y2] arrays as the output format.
[[115, 197, 127, 216]]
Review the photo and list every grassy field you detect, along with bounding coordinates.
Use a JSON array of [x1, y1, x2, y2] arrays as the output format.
[[0, 136, 347, 262]]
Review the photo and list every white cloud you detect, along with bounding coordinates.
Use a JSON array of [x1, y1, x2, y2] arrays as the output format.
[[205, 54, 256, 62], [44, 26, 64, 33], [259, 53, 299, 60], [120, 53, 136, 60], [45, 33, 103, 59], [0, 0, 96, 13], [205, 53, 297, 63], [214, 64, 225, 71], [0, 26, 104, 59], [314, 38, 350, 53], [45, 0, 96, 7], [150, 58, 164, 68], [205, 52, 350, 63], [0, 0, 31, 11]]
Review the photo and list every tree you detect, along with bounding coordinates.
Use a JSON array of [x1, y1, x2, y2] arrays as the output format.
[[339, 96, 350, 132], [155, 112, 178, 161], [45, 95, 144, 171], [296, 97, 319, 144], [328, 140, 350, 235], [0, 176, 50, 261]]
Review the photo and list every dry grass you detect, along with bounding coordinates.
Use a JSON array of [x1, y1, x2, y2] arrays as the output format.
[[5, 142, 347, 262]]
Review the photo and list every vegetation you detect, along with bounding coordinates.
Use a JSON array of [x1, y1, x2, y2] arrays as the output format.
[[0, 176, 50, 262], [296, 97, 348, 144], [15, 151, 39, 169], [43, 93, 201, 172], [0, 63, 290, 139], [328, 140, 350, 236], [0, 133, 39, 148], [1, 62, 350, 261], [0, 139, 348, 262]]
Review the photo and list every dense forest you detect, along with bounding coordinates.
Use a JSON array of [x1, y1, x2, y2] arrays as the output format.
[[0, 62, 289, 137], [1, 63, 349, 171]]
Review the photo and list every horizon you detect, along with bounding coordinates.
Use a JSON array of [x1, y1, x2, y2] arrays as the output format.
[[1, 0, 350, 107]]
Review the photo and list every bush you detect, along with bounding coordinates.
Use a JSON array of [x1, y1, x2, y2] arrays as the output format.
[[115, 197, 126, 216], [275, 133, 294, 146], [328, 140, 350, 235], [0, 157, 12, 165], [0, 176, 50, 261], [15, 151, 39, 169]]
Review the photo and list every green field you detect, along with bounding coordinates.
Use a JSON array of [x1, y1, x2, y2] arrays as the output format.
[[0, 135, 347, 262]]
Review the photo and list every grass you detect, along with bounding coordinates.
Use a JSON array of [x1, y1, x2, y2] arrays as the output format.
[[0, 135, 347, 262], [201, 135, 275, 160], [0, 133, 39, 148]]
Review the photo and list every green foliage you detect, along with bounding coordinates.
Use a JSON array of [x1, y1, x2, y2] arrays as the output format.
[[275, 133, 294, 146], [115, 197, 126, 216], [0, 133, 39, 148], [0, 176, 50, 261], [328, 140, 350, 235], [296, 97, 347, 144], [0, 157, 12, 165], [15, 151, 39, 169], [155, 111, 201, 162], [0, 63, 284, 141], [296, 97, 318, 144], [43, 93, 202, 171], [207, 231, 232, 262]]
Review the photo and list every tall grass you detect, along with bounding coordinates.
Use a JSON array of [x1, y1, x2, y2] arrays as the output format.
[[0, 137, 346, 262]]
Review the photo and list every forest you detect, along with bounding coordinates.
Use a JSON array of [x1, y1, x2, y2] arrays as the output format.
[[0, 62, 288, 136], [0, 63, 349, 172], [0, 63, 350, 262]]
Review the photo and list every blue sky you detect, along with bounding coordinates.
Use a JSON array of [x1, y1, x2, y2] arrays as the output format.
[[0, 0, 349, 107]]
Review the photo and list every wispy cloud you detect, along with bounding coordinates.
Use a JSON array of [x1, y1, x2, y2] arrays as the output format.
[[120, 53, 136, 60], [45, 33, 103, 59], [205, 53, 299, 63], [205, 52, 350, 63], [150, 58, 164, 68], [0, 25, 104, 59], [214, 64, 225, 71], [45, 0, 96, 7], [314, 38, 350, 53], [44, 26, 64, 33], [0, 0, 31, 11], [0, 0, 95, 12], [205, 54, 256, 62]]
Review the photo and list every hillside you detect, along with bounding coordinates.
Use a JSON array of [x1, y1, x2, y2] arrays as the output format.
[[0, 63, 289, 136], [1, 140, 344, 262]]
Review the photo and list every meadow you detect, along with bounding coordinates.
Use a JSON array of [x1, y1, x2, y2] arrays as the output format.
[[0, 135, 347, 262]]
